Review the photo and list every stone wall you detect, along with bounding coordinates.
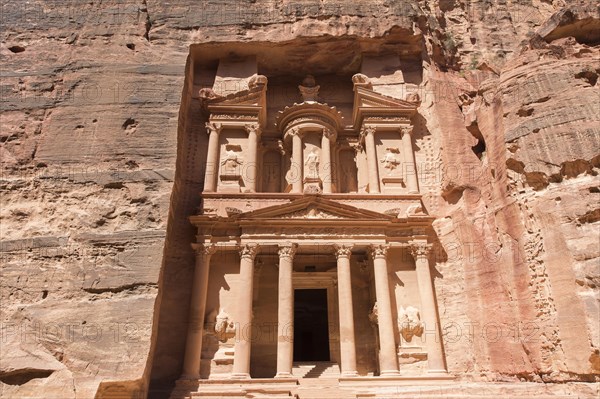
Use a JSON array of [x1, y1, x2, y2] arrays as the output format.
[[1, 1, 598, 398]]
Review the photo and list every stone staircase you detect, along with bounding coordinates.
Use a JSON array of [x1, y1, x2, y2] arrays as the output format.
[[291, 362, 340, 379]]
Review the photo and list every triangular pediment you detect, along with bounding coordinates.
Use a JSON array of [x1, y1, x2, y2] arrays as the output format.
[[236, 197, 393, 221]]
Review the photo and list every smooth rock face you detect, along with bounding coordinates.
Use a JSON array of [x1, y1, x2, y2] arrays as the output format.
[[0, 1, 598, 399]]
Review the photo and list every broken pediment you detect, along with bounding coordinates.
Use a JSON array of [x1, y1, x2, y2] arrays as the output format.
[[352, 84, 419, 127]]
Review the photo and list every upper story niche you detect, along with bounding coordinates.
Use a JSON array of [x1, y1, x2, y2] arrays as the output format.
[[190, 33, 425, 199]]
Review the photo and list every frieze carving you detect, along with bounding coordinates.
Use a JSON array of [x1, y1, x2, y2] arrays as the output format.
[[334, 244, 353, 259], [398, 306, 424, 342], [277, 243, 298, 259], [225, 207, 243, 216], [409, 242, 432, 259], [210, 114, 257, 120], [280, 205, 341, 219], [370, 244, 390, 259], [239, 243, 259, 259], [363, 116, 410, 123]]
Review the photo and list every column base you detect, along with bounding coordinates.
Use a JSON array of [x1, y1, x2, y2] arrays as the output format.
[[179, 373, 200, 380], [427, 369, 449, 375], [341, 371, 359, 378], [230, 373, 251, 379], [275, 372, 293, 379], [380, 370, 401, 377]]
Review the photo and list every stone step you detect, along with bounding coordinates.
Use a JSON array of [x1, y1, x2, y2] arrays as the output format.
[[292, 362, 341, 379]]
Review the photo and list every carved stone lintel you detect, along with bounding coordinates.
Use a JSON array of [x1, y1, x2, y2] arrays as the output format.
[[369, 244, 390, 260], [206, 122, 223, 136], [277, 243, 298, 260], [409, 241, 432, 260], [239, 243, 259, 260], [191, 243, 217, 257], [334, 244, 353, 259]]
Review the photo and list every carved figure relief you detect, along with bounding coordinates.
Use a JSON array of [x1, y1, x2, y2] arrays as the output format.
[[380, 147, 401, 174], [305, 149, 320, 179], [398, 306, 424, 342], [368, 302, 378, 325], [214, 309, 236, 343], [221, 144, 243, 175]]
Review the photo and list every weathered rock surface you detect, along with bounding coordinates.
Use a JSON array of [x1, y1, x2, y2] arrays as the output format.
[[0, 1, 598, 398]]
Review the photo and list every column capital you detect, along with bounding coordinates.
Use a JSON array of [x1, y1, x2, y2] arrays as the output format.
[[206, 122, 223, 135], [334, 244, 353, 259], [239, 243, 260, 260], [322, 127, 337, 141], [400, 125, 414, 136], [277, 243, 298, 259], [409, 241, 432, 260], [244, 123, 261, 137], [360, 125, 376, 138], [369, 244, 390, 259], [191, 243, 217, 256]]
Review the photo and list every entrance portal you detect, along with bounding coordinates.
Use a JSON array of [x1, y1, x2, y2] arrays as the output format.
[[293, 289, 330, 361]]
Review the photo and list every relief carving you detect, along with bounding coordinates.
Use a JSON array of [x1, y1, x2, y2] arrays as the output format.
[[221, 144, 244, 175], [380, 147, 401, 174], [214, 309, 236, 343], [305, 149, 320, 179], [398, 306, 424, 342], [368, 302, 378, 325], [299, 75, 320, 102]]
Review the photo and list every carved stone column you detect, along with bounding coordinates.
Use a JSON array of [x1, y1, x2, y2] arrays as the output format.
[[290, 128, 303, 193], [232, 244, 260, 379], [182, 243, 217, 378], [275, 243, 297, 378], [370, 244, 400, 376], [334, 244, 358, 377], [362, 126, 380, 194], [203, 122, 222, 193], [401, 126, 419, 194], [245, 124, 261, 193], [410, 241, 447, 374], [321, 128, 334, 194]]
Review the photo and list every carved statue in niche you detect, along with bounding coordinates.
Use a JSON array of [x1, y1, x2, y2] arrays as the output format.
[[214, 309, 236, 343], [305, 148, 320, 179], [380, 147, 401, 174], [398, 306, 424, 343], [221, 144, 243, 175]]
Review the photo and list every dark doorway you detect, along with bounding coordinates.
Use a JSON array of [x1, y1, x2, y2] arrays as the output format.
[[293, 289, 330, 361]]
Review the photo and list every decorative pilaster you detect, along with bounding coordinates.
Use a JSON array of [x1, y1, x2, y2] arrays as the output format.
[[401, 126, 419, 194], [334, 244, 358, 377], [362, 126, 380, 194], [203, 122, 222, 193], [231, 244, 260, 379], [275, 243, 297, 378], [182, 243, 217, 378], [244, 124, 261, 193], [370, 244, 400, 376], [410, 241, 447, 374]]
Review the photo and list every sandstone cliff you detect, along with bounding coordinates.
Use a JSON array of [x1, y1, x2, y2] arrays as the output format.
[[0, 1, 598, 398]]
